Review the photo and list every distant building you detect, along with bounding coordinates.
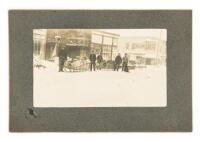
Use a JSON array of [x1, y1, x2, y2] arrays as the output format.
[[118, 37, 166, 65], [145, 39, 166, 65], [33, 29, 120, 61]]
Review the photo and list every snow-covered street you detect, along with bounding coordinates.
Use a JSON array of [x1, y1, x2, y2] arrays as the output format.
[[33, 61, 166, 107]]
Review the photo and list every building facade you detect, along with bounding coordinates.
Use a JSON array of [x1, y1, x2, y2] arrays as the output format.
[[45, 29, 91, 60], [33, 29, 120, 61], [33, 29, 47, 59], [119, 37, 166, 65], [91, 30, 119, 60]]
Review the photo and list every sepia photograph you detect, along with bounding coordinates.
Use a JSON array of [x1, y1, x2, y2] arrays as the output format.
[[9, 10, 192, 132], [33, 29, 167, 107]]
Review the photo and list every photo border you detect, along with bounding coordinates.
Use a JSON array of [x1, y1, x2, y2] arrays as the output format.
[[9, 10, 192, 132]]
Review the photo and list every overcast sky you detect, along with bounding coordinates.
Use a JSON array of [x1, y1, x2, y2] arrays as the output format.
[[101, 29, 167, 41]]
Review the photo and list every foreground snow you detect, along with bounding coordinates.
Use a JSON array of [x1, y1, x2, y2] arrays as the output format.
[[34, 61, 166, 107]]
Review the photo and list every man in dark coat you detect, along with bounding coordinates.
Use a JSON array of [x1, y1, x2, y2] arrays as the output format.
[[114, 53, 122, 71], [58, 46, 67, 72], [96, 54, 103, 70], [89, 50, 96, 71], [122, 53, 129, 72]]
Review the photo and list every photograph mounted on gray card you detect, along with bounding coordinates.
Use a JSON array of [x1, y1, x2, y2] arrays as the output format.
[[33, 29, 167, 107], [9, 10, 192, 132]]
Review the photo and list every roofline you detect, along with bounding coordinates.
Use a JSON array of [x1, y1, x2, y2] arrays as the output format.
[[92, 30, 120, 37]]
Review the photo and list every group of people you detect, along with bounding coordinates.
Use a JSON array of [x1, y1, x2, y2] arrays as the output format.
[[89, 51, 129, 72], [114, 53, 129, 72], [89, 51, 103, 71], [58, 47, 129, 72]]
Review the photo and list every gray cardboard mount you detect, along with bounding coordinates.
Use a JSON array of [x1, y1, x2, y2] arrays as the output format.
[[9, 10, 192, 132]]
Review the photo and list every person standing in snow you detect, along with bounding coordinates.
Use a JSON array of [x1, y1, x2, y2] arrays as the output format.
[[114, 53, 122, 71], [96, 53, 103, 70], [89, 50, 96, 71], [58, 46, 67, 72], [122, 53, 129, 72]]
